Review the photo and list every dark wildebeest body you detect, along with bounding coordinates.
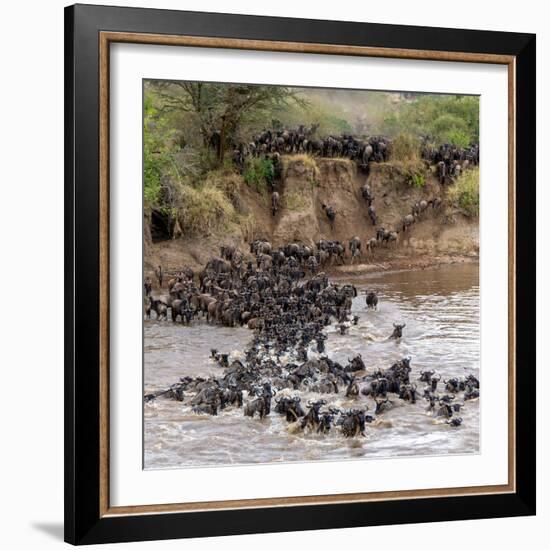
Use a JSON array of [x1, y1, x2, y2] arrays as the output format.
[[367, 205, 377, 225], [322, 204, 336, 229], [390, 323, 406, 339], [365, 290, 378, 310], [271, 191, 280, 216]]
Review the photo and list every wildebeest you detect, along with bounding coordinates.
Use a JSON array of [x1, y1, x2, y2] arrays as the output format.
[[301, 400, 327, 431], [345, 376, 360, 398], [430, 373, 441, 392], [437, 161, 446, 185], [146, 296, 168, 320], [317, 411, 336, 434], [398, 383, 418, 403], [402, 214, 416, 232], [390, 323, 406, 339], [322, 204, 336, 229], [365, 237, 378, 256], [374, 398, 394, 415], [367, 205, 377, 225], [436, 402, 454, 419], [144, 277, 152, 296], [346, 354, 366, 372], [418, 370, 435, 383], [428, 197, 442, 210], [192, 403, 218, 415], [348, 236, 361, 264], [340, 409, 367, 437], [361, 184, 374, 206], [446, 417, 463, 427], [244, 383, 275, 419], [271, 191, 280, 216], [145, 222, 480, 443], [155, 265, 163, 287], [412, 200, 429, 218], [275, 396, 305, 422], [365, 290, 378, 310]]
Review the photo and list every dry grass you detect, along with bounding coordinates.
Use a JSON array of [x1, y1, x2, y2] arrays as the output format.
[[282, 154, 320, 186], [378, 159, 427, 188], [237, 213, 256, 242], [284, 191, 308, 211], [447, 167, 479, 217], [177, 183, 237, 236], [390, 133, 421, 162]]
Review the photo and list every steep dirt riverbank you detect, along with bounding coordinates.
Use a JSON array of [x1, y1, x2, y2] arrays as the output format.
[[144, 155, 478, 277]]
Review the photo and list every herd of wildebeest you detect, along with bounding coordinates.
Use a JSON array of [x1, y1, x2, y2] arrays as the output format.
[[144, 241, 479, 439], [231, 124, 479, 176], [144, 127, 479, 441], [235, 126, 478, 249]]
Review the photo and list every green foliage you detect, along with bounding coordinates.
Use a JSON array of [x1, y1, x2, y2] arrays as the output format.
[[143, 80, 480, 239], [383, 95, 479, 147], [448, 167, 479, 216], [143, 93, 181, 209], [266, 95, 352, 138], [440, 128, 471, 149], [146, 80, 303, 166], [409, 172, 426, 188], [318, 113, 353, 135], [243, 157, 274, 193]]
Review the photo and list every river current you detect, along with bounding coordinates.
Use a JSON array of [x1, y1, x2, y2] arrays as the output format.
[[144, 262, 479, 469]]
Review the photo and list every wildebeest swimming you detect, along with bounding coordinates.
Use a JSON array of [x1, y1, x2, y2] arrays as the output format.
[[144, 240, 479, 440]]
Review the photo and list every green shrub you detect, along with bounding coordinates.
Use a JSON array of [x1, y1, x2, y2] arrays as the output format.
[[243, 157, 274, 193], [448, 167, 479, 216], [143, 94, 180, 208], [383, 95, 479, 147], [409, 172, 426, 188]]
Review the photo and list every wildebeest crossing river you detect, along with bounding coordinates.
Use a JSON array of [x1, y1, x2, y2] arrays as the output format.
[[144, 263, 479, 469]]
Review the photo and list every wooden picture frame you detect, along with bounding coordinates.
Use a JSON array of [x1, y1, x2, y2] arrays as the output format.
[[65, 3, 536, 545]]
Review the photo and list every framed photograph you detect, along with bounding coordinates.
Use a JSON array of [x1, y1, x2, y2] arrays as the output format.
[[64, 3, 536, 545]]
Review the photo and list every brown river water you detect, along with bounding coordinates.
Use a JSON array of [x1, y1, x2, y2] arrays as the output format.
[[144, 262, 479, 469]]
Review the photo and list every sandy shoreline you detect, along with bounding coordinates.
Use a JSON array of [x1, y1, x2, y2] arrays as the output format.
[[328, 254, 479, 278]]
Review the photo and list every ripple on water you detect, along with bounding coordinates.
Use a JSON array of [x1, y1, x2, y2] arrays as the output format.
[[144, 263, 480, 469]]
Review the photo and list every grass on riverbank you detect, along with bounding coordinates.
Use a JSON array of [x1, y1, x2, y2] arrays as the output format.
[[448, 167, 479, 217]]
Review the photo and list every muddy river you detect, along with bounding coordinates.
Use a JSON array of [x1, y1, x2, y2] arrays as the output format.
[[144, 262, 479, 469]]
